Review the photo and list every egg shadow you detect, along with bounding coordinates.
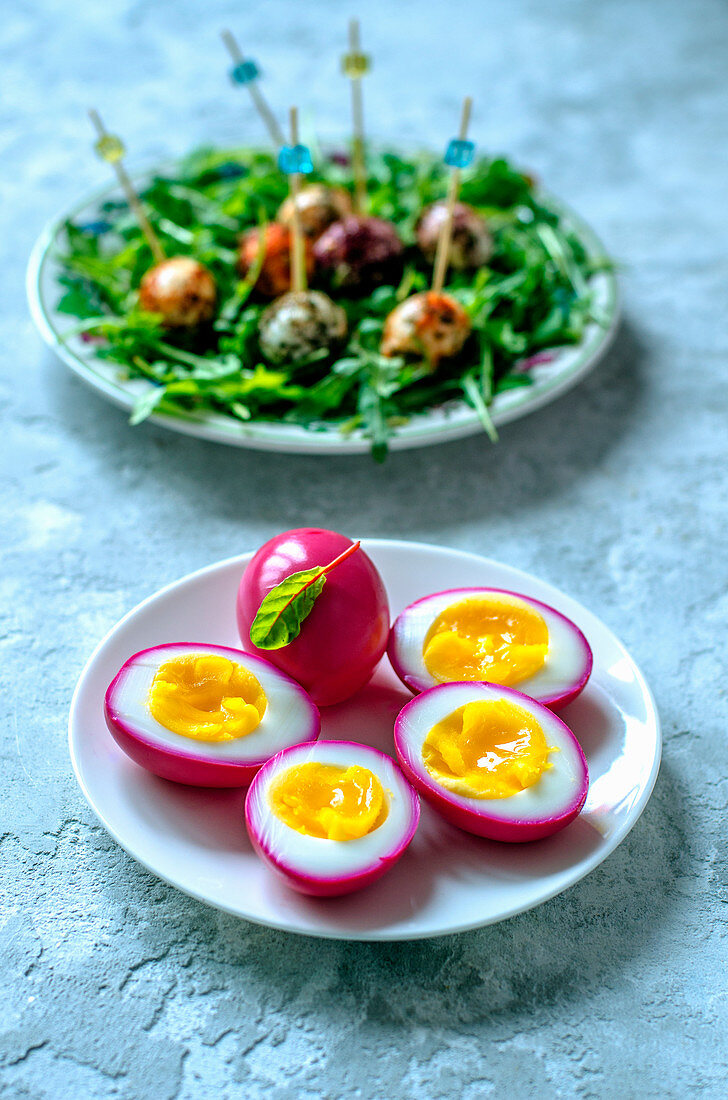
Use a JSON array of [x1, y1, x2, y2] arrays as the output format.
[[559, 686, 616, 757], [318, 674, 413, 755], [97, 754, 687, 1046], [41, 315, 647, 536], [88, 745, 688, 1040], [122, 764, 252, 855], [255, 838, 437, 934], [210, 756, 689, 1028]]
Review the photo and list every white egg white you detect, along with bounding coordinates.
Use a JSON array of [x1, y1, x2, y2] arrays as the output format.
[[395, 681, 586, 822], [246, 742, 417, 879], [390, 588, 590, 702], [108, 643, 317, 762]]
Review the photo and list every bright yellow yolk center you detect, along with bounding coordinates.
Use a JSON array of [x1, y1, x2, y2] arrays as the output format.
[[423, 596, 549, 686], [269, 763, 389, 840], [148, 655, 267, 742], [423, 699, 555, 799]]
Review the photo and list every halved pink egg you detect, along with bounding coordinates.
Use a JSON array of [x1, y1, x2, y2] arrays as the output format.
[[245, 741, 420, 896], [104, 642, 320, 787], [394, 681, 588, 842], [388, 587, 592, 711]]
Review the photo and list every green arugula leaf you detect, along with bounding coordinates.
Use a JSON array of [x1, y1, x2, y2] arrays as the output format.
[[462, 371, 498, 444], [129, 384, 166, 425], [250, 540, 361, 649], [250, 568, 327, 649]]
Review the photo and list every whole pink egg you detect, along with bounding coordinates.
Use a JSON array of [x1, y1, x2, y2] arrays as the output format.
[[237, 528, 389, 706]]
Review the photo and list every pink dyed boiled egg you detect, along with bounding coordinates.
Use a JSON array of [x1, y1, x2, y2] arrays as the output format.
[[394, 682, 589, 842], [388, 588, 592, 711], [245, 740, 420, 896], [237, 529, 389, 707], [104, 643, 320, 787]]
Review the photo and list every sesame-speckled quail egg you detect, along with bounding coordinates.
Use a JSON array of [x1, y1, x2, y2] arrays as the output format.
[[258, 290, 348, 364]]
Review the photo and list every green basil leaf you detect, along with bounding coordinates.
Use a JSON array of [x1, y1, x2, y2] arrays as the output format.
[[250, 568, 326, 649]]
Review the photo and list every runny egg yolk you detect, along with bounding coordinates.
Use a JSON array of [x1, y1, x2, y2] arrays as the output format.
[[148, 654, 267, 742], [422, 699, 555, 799], [269, 763, 389, 840], [423, 596, 549, 686]]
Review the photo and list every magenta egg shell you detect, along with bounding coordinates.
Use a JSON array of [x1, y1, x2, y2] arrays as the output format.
[[394, 681, 589, 843], [388, 587, 593, 711], [104, 642, 321, 788], [245, 740, 421, 896], [237, 528, 390, 707]]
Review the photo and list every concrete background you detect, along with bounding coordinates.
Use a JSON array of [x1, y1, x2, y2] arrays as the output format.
[[2, 0, 727, 1095]]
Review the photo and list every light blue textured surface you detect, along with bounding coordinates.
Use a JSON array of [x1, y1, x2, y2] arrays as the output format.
[[1, 0, 727, 1096]]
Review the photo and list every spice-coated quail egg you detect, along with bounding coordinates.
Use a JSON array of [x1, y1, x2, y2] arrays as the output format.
[[237, 223, 314, 298], [277, 184, 353, 241], [138, 257, 217, 328], [380, 291, 471, 369], [416, 201, 493, 271]]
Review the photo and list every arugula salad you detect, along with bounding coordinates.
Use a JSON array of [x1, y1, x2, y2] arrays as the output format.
[[54, 146, 610, 460]]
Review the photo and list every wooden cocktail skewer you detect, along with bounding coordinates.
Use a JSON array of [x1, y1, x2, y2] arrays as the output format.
[[236, 107, 317, 299], [311, 21, 403, 293], [380, 99, 475, 369], [221, 29, 285, 149], [287, 107, 307, 293], [256, 118, 348, 364], [431, 96, 473, 293], [88, 109, 165, 263], [89, 111, 216, 327], [342, 18, 369, 215]]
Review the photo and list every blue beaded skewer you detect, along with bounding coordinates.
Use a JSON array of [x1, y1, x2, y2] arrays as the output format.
[[432, 97, 474, 293], [279, 107, 313, 292], [445, 138, 476, 170], [277, 143, 314, 176], [221, 29, 285, 149]]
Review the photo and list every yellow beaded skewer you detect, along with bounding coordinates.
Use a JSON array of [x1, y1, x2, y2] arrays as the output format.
[[341, 18, 370, 215], [88, 109, 165, 264]]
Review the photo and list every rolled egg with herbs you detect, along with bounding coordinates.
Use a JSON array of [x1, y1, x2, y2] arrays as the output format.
[[258, 290, 347, 365], [388, 588, 593, 710], [394, 681, 589, 842], [245, 741, 420, 895], [104, 643, 320, 787]]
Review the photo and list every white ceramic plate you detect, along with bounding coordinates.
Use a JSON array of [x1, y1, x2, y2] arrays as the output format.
[[69, 540, 660, 940], [28, 170, 618, 454]]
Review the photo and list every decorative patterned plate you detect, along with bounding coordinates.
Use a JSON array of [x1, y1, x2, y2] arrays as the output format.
[[28, 172, 618, 454]]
